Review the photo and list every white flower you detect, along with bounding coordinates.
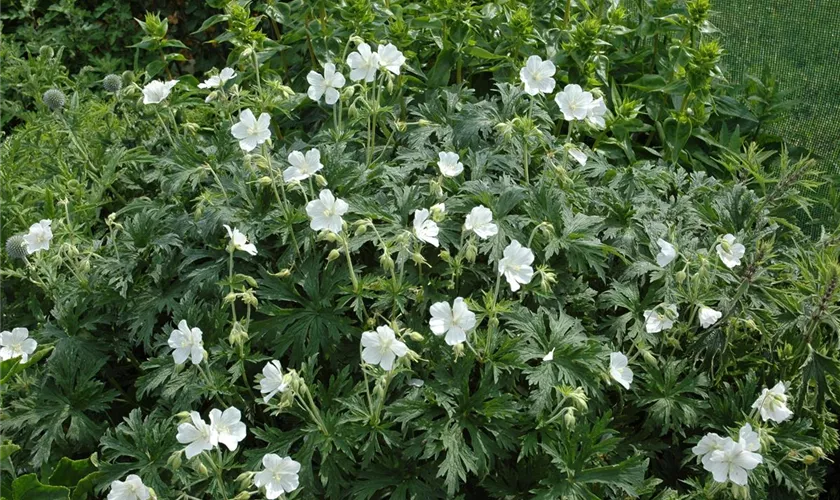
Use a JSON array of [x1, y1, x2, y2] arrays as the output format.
[[542, 348, 555, 363], [377, 43, 406, 75], [751, 382, 793, 423], [361, 325, 408, 371], [284, 149, 324, 182], [260, 360, 289, 403], [568, 146, 588, 166], [554, 84, 595, 121], [498, 240, 534, 292], [307, 63, 346, 105], [437, 151, 464, 177], [306, 189, 348, 233], [413, 208, 440, 247], [176, 411, 217, 459], [107, 474, 152, 500], [609, 352, 633, 389], [23, 219, 53, 254], [142, 80, 177, 104], [254, 454, 301, 499], [698, 306, 722, 328], [643, 304, 678, 333], [346, 42, 380, 82], [585, 97, 608, 128], [716, 234, 746, 269], [429, 297, 476, 345], [464, 206, 498, 240], [223, 224, 257, 256], [519, 55, 556, 96], [198, 67, 237, 89], [655, 239, 677, 267], [230, 109, 271, 152], [706, 436, 763, 486], [209, 407, 247, 451], [0, 327, 37, 363], [167, 320, 205, 365], [739, 423, 761, 453], [693, 432, 727, 469]]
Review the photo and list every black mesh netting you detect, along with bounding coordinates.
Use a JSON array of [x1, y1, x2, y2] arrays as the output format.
[[714, 0, 840, 226]]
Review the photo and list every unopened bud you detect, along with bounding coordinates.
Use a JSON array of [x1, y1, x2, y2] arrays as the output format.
[[315, 174, 328, 187], [676, 270, 687, 283], [196, 463, 209, 475], [453, 343, 465, 358], [431, 203, 446, 222], [465, 242, 478, 263], [233, 493, 251, 500], [439, 250, 451, 262], [641, 349, 658, 366], [411, 252, 427, 266], [407, 331, 424, 342], [327, 249, 341, 262], [811, 447, 825, 459], [175, 411, 192, 421], [380, 252, 394, 271], [322, 232, 339, 243], [803, 455, 817, 465], [563, 410, 576, 428], [167, 451, 182, 470], [417, 119, 431, 126], [355, 224, 368, 237]]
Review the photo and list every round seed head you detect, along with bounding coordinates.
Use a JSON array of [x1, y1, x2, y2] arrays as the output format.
[[5, 234, 28, 260], [103, 74, 123, 93], [43, 88, 66, 111]]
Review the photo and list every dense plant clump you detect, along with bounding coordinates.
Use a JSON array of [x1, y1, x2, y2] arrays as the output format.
[[2, 0, 839, 498]]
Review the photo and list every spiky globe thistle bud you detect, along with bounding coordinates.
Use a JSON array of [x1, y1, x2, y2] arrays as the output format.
[[103, 74, 123, 93], [43, 88, 66, 111], [5, 234, 28, 260], [39, 46, 54, 59]]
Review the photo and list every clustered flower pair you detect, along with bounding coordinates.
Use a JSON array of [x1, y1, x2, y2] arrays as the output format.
[[692, 382, 793, 486], [306, 41, 405, 106], [519, 55, 607, 128], [176, 407, 247, 458]]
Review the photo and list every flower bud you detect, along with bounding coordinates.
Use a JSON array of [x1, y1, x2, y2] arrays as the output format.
[[417, 119, 431, 126], [464, 242, 478, 264], [675, 270, 687, 283], [196, 463, 209, 476], [803, 455, 817, 465], [488, 317, 499, 330], [811, 447, 825, 459], [224, 292, 237, 305], [407, 330, 424, 342], [233, 493, 251, 500], [439, 250, 451, 262], [641, 349, 658, 366], [5, 235, 28, 260], [327, 248, 341, 262], [43, 88, 66, 111], [322, 232, 339, 243], [277, 268, 291, 278], [355, 224, 368, 237], [175, 411, 192, 421], [379, 252, 394, 271], [182, 122, 200, 135], [235, 471, 255, 489], [315, 174, 328, 187], [563, 410, 576, 428], [167, 451, 182, 470], [429, 179, 443, 198], [395, 121, 407, 132], [365, 317, 376, 329], [39, 46, 54, 59], [431, 203, 446, 222], [103, 74, 123, 93]]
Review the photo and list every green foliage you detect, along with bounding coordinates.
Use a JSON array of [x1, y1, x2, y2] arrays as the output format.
[[1, 0, 839, 499]]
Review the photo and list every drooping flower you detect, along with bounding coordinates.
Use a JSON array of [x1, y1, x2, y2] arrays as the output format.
[[716, 234, 746, 269], [307, 63, 346, 105], [705, 435, 763, 486], [437, 151, 464, 177], [306, 189, 348, 233], [361, 325, 408, 371], [751, 382, 793, 423], [0, 327, 37, 363], [223, 224, 257, 256], [176, 411, 217, 459], [209, 407, 247, 451], [141, 80, 177, 105], [609, 352, 633, 389], [585, 97, 608, 128], [254, 454, 301, 499], [643, 304, 678, 333], [23, 219, 53, 254], [542, 348, 555, 363], [198, 67, 237, 89], [413, 209, 440, 247], [498, 240, 534, 291], [408, 378, 425, 388], [284, 149, 324, 182], [693, 432, 727, 469], [429, 297, 476, 345], [230, 109, 271, 152], [167, 320, 205, 365], [554, 84, 595, 121], [464, 206, 498, 240], [107, 474, 152, 500], [377, 43, 406, 75], [259, 360, 289, 403], [698, 306, 722, 328], [655, 239, 677, 267], [520, 55, 556, 96], [346, 42, 380, 82]]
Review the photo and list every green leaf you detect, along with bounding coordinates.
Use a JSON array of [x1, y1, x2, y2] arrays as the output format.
[[11, 474, 70, 500], [48, 457, 97, 487], [0, 443, 20, 461]]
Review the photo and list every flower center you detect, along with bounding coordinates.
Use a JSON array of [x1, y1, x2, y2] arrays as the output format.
[[379, 338, 393, 354]]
